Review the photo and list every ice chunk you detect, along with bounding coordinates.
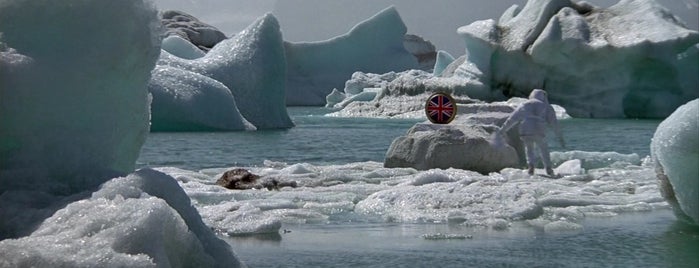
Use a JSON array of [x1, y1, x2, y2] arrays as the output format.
[[0, 0, 160, 194], [433, 50, 455, 76], [149, 65, 255, 131], [285, 7, 419, 106], [154, 13, 293, 129], [325, 88, 346, 108], [651, 99, 699, 224], [161, 35, 206, 59], [0, 169, 244, 267]]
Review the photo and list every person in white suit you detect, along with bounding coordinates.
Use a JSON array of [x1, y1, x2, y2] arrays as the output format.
[[498, 89, 565, 176]]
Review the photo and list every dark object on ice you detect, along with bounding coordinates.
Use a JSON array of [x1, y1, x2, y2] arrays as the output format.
[[160, 10, 227, 51], [216, 168, 297, 190]]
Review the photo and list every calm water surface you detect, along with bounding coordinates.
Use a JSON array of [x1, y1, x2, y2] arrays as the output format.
[[137, 107, 659, 170]]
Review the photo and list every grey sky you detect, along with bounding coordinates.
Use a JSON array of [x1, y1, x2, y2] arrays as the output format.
[[152, 0, 699, 56]]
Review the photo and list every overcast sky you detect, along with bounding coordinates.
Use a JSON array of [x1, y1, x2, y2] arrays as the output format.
[[152, 0, 699, 56]]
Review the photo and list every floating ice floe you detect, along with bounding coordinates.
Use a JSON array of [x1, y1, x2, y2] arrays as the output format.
[[152, 13, 293, 130], [157, 152, 666, 236], [651, 98, 699, 225]]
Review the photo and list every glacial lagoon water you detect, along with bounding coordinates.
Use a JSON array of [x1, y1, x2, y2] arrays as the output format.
[[137, 107, 699, 267]]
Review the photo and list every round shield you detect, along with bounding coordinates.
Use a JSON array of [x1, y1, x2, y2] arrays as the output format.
[[425, 92, 457, 124]]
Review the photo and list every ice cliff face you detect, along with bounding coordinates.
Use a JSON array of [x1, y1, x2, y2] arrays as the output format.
[[153, 13, 293, 130], [0, 0, 160, 193], [651, 99, 698, 225], [454, 0, 699, 118], [284, 6, 420, 106]]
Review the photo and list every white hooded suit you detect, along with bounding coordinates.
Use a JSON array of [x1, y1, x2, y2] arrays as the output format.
[[500, 89, 563, 173]]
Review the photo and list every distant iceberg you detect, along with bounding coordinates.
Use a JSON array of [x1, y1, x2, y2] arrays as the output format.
[[327, 0, 699, 119], [284, 6, 420, 106]]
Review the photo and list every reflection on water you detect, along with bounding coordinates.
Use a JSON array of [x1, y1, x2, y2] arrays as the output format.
[[228, 210, 698, 268]]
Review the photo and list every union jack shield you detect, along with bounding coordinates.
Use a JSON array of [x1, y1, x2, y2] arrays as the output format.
[[425, 92, 457, 124]]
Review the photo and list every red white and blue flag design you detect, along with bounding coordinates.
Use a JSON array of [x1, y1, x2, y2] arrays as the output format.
[[425, 93, 456, 124]]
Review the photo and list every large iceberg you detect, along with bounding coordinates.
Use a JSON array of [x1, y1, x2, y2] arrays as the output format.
[[651, 99, 698, 225], [327, 0, 698, 119], [0, 0, 244, 265], [153, 13, 293, 130], [454, 0, 699, 118], [0, 0, 159, 195], [284, 6, 420, 106]]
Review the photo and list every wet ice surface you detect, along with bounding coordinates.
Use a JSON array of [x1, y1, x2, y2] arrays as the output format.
[[156, 152, 667, 237]]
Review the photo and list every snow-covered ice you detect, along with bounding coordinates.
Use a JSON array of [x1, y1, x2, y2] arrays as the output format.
[[651, 98, 699, 225], [0, 169, 244, 267], [155, 151, 666, 236]]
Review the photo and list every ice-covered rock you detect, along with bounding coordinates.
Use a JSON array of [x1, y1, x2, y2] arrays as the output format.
[[160, 10, 227, 51], [0, 0, 160, 194], [651, 98, 698, 225], [384, 102, 523, 173], [284, 6, 419, 106], [0, 169, 244, 267], [153, 13, 294, 130], [453, 0, 699, 118], [161, 35, 206, 59], [403, 34, 437, 71]]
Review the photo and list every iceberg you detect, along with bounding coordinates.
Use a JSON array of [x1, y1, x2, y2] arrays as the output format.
[[0, 1, 244, 266], [149, 64, 255, 131], [328, 0, 698, 120], [153, 13, 294, 130], [0, 0, 159, 195], [651, 99, 699, 225], [454, 0, 699, 118], [284, 6, 420, 106]]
